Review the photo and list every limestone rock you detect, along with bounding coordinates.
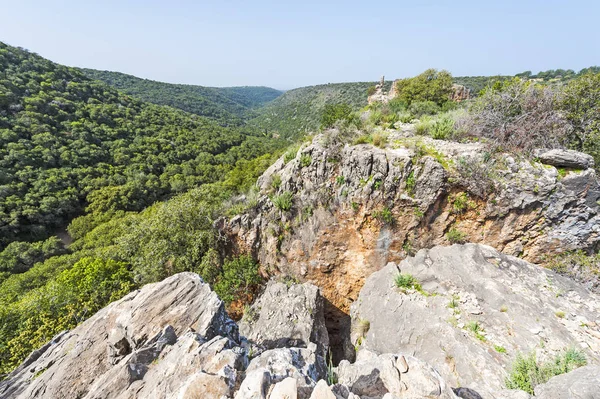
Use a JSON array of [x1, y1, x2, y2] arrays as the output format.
[[309, 380, 336, 399], [336, 350, 457, 398], [239, 281, 329, 356], [0, 273, 239, 399], [269, 377, 298, 399], [350, 244, 600, 398], [533, 365, 600, 398], [536, 149, 595, 169]]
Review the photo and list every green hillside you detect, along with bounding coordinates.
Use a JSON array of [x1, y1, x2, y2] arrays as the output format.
[[0, 42, 282, 250], [248, 81, 392, 138], [81, 68, 282, 124]]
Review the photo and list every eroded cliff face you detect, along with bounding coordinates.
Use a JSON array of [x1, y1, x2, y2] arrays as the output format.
[[218, 130, 600, 359]]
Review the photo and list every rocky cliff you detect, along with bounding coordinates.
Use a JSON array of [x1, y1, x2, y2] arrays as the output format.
[[2, 248, 598, 398], [219, 129, 600, 362]]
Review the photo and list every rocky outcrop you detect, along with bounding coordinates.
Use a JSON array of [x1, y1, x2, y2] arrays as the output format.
[[534, 365, 600, 398], [3, 260, 598, 398], [0, 273, 240, 399], [536, 149, 595, 170], [451, 84, 471, 102], [219, 132, 600, 361], [350, 244, 600, 398], [239, 281, 329, 356]]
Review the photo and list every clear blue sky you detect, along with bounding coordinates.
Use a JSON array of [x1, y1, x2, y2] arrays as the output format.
[[1, 0, 599, 89]]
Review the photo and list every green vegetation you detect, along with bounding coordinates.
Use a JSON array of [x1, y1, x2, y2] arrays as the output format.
[[505, 349, 587, 394], [300, 153, 312, 167], [248, 81, 390, 138], [446, 228, 467, 244], [0, 42, 283, 250], [320, 103, 354, 128], [82, 69, 282, 125], [373, 207, 394, 224], [466, 321, 486, 342], [272, 191, 294, 211], [394, 69, 453, 106], [395, 273, 422, 292], [0, 42, 283, 375], [494, 345, 507, 354]]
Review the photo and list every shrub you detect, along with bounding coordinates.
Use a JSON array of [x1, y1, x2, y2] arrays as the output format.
[[300, 153, 312, 168], [451, 192, 470, 214], [321, 103, 353, 129], [455, 155, 497, 199], [272, 191, 293, 211], [213, 255, 262, 304], [446, 228, 467, 244], [560, 72, 600, 165], [394, 69, 454, 106], [388, 98, 408, 113], [430, 117, 456, 140], [284, 146, 299, 163], [395, 273, 422, 291], [546, 250, 600, 293], [353, 134, 371, 145], [505, 349, 587, 394], [405, 171, 416, 195], [374, 207, 394, 224], [464, 78, 570, 155], [415, 121, 430, 135], [270, 174, 282, 190], [372, 132, 388, 148], [409, 101, 441, 117]]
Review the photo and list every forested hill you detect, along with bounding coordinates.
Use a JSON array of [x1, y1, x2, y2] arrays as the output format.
[[0, 42, 283, 249], [248, 81, 391, 138], [81, 68, 282, 124]]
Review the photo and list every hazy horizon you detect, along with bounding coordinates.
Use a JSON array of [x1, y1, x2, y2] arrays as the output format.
[[1, 0, 599, 90]]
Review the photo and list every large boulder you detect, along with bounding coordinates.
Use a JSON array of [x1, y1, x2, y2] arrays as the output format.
[[533, 365, 600, 398], [239, 281, 329, 356], [0, 273, 239, 399], [536, 149, 595, 169], [350, 244, 600, 398], [336, 349, 457, 399]]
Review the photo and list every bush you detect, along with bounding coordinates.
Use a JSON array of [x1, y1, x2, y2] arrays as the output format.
[[270, 174, 282, 190], [213, 256, 262, 304], [373, 207, 394, 224], [394, 69, 454, 106], [372, 132, 388, 148], [409, 101, 441, 117], [430, 117, 456, 140], [560, 72, 600, 166], [464, 78, 570, 154], [446, 228, 467, 244], [395, 273, 421, 291], [300, 153, 312, 168], [272, 191, 294, 211], [505, 349, 587, 394], [321, 103, 353, 129]]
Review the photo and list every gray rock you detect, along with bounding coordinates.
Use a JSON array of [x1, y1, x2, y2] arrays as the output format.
[[269, 377, 298, 399], [336, 350, 457, 398], [0, 273, 239, 399], [537, 149, 595, 169], [533, 366, 600, 398], [350, 244, 600, 398], [239, 281, 329, 356], [309, 380, 336, 399]]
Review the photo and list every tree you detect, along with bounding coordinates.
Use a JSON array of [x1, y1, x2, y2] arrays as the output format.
[[560, 72, 600, 165], [320, 103, 353, 128], [393, 69, 454, 106]]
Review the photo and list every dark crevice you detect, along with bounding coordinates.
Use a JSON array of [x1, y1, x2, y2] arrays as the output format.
[[323, 298, 354, 365]]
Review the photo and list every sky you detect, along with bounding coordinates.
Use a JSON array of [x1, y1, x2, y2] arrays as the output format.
[[1, 0, 599, 90]]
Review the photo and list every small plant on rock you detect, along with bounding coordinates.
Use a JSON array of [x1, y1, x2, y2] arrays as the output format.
[[272, 191, 293, 211], [395, 273, 422, 293], [374, 207, 394, 225], [446, 228, 467, 244], [300, 153, 312, 168]]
